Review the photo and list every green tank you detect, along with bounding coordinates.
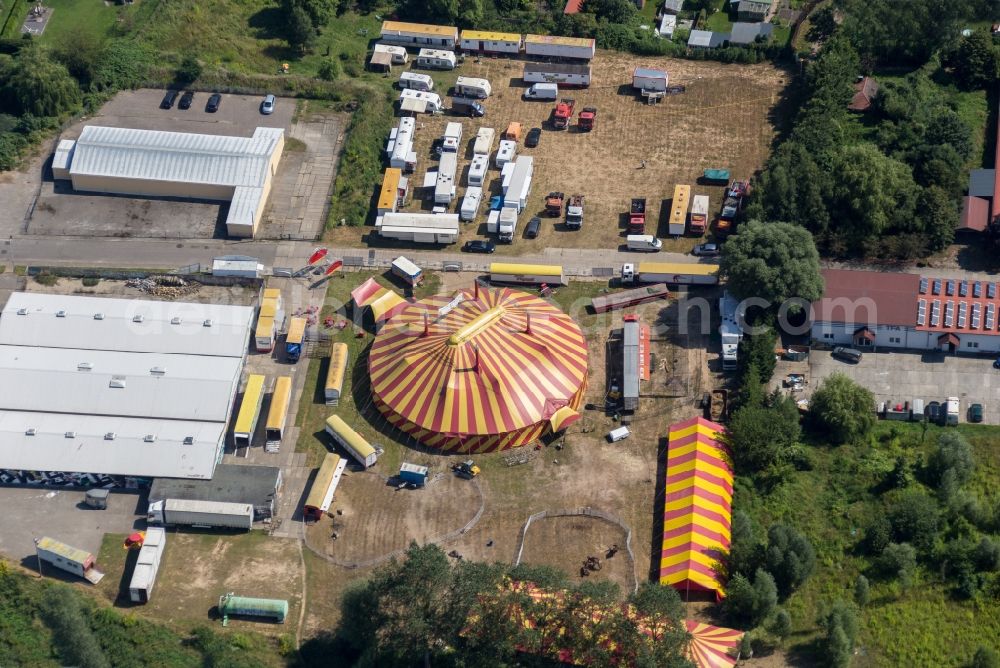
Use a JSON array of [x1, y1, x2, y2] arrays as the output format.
[[218, 593, 288, 625]]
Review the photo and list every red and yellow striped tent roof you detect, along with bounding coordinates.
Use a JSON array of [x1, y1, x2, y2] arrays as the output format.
[[351, 277, 409, 323], [368, 285, 587, 453], [660, 416, 733, 600], [685, 621, 743, 668]]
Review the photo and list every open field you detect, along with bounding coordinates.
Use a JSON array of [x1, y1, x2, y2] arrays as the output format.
[[326, 51, 788, 255], [518, 515, 635, 591]]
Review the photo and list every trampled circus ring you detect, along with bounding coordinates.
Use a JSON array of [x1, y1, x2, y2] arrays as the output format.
[[367, 284, 588, 453]]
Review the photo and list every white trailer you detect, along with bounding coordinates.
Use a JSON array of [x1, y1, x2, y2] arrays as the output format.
[[373, 43, 409, 64], [399, 89, 443, 113], [524, 34, 596, 60], [376, 213, 460, 244], [129, 527, 166, 604], [459, 29, 522, 54], [442, 122, 463, 153], [498, 206, 518, 243], [633, 67, 668, 93], [388, 117, 417, 172], [399, 71, 434, 91], [501, 162, 515, 191], [147, 499, 254, 530], [496, 139, 516, 168], [622, 262, 720, 285], [523, 62, 592, 88], [486, 209, 500, 234], [503, 156, 534, 213], [461, 187, 483, 221], [35, 537, 104, 584], [417, 48, 457, 70], [468, 154, 489, 186], [473, 127, 495, 155], [435, 152, 457, 204], [455, 76, 492, 99]]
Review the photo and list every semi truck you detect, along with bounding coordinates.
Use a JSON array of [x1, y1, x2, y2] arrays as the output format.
[[566, 194, 584, 229], [553, 98, 575, 129], [628, 198, 646, 233], [146, 499, 254, 530], [545, 191, 565, 217], [578, 107, 597, 131], [622, 262, 720, 285], [689, 195, 709, 236], [285, 317, 306, 362]]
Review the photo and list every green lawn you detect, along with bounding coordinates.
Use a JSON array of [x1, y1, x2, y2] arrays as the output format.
[[704, 9, 733, 33], [37, 0, 126, 45]]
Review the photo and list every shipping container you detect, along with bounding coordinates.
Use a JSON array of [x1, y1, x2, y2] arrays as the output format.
[[591, 284, 670, 314], [35, 537, 104, 583], [461, 187, 484, 221], [416, 48, 457, 70], [398, 71, 434, 92], [218, 593, 289, 624], [468, 154, 489, 186], [285, 317, 307, 362], [524, 34, 596, 60], [668, 184, 691, 236], [459, 29, 521, 54], [391, 255, 423, 286], [128, 527, 166, 603], [455, 76, 492, 98], [376, 212, 460, 244], [234, 374, 265, 447], [325, 341, 349, 406], [490, 262, 566, 285], [325, 415, 382, 468], [523, 63, 592, 88], [264, 376, 292, 450], [473, 127, 495, 155], [147, 499, 254, 530], [303, 453, 347, 520], [380, 20, 458, 49]]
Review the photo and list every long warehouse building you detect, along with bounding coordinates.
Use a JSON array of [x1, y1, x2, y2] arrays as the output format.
[[0, 292, 254, 487]]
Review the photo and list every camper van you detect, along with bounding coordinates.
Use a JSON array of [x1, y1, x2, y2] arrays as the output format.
[[455, 77, 492, 99], [399, 72, 434, 92], [626, 235, 663, 252], [524, 83, 559, 100], [416, 48, 457, 70]]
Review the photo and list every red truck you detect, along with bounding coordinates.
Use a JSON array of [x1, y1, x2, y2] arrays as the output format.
[[718, 179, 750, 238], [578, 106, 597, 131], [545, 191, 565, 217], [628, 198, 646, 233], [553, 98, 575, 129]]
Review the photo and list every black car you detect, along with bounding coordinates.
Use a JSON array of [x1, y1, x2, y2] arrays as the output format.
[[462, 240, 496, 254], [692, 243, 720, 257], [178, 91, 195, 110], [160, 90, 179, 109], [926, 401, 942, 424], [525, 217, 541, 239], [525, 127, 542, 148], [206, 93, 222, 113]]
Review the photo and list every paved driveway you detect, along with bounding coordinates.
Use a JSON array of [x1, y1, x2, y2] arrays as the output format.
[[807, 350, 999, 424]]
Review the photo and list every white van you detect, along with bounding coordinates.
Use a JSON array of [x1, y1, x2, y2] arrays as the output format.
[[524, 83, 559, 100], [399, 72, 434, 92], [626, 234, 662, 252], [608, 426, 631, 443], [455, 76, 491, 99]]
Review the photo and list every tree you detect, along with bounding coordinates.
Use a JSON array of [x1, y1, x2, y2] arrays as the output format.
[[737, 325, 777, 385], [973, 646, 1000, 668], [769, 608, 792, 639], [818, 600, 859, 668], [728, 394, 801, 475], [864, 514, 892, 555], [282, 0, 340, 30], [765, 524, 816, 597], [853, 575, 870, 608], [809, 373, 875, 444], [720, 221, 824, 307], [317, 58, 341, 81], [728, 511, 765, 579], [457, 0, 483, 27], [585, 0, 636, 24], [175, 54, 201, 85], [752, 569, 778, 623], [39, 586, 110, 668], [721, 573, 757, 626], [954, 30, 997, 90], [285, 5, 317, 52], [927, 431, 975, 487], [51, 31, 102, 85], [888, 491, 940, 553], [1, 46, 81, 117], [916, 186, 957, 253], [878, 542, 917, 585]]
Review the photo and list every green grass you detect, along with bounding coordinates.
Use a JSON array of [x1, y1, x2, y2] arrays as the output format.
[[704, 9, 733, 33], [37, 0, 124, 45]]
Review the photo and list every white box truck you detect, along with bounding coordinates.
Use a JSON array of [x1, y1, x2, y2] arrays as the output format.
[[627, 235, 663, 252], [498, 206, 518, 243], [946, 397, 960, 426], [147, 499, 254, 530], [461, 187, 483, 221], [455, 76, 491, 98], [524, 82, 559, 100], [473, 127, 495, 155], [486, 209, 500, 234], [417, 48, 457, 70], [468, 154, 489, 187], [399, 71, 434, 91]]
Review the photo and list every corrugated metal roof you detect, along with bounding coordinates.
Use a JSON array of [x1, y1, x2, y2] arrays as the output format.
[[69, 126, 283, 189], [634, 67, 668, 81], [149, 463, 280, 509], [0, 345, 241, 422], [524, 34, 594, 48], [0, 411, 224, 478], [961, 196, 990, 232], [969, 169, 995, 197], [730, 21, 773, 44], [0, 293, 254, 358], [376, 212, 460, 232]]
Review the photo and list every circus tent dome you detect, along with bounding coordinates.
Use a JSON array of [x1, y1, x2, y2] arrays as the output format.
[[367, 284, 588, 453]]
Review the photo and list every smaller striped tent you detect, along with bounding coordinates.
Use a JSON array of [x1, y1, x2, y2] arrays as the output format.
[[350, 278, 408, 323], [685, 621, 743, 668], [660, 416, 733, 600]]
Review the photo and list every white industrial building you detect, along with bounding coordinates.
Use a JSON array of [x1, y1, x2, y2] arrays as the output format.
[[52, 125, 284, 238], [811, 269, 1000, 354], [0, 292, 254, 486]]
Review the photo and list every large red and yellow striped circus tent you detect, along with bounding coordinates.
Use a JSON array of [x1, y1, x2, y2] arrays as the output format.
[[367, 284, 588, 453], [660, 416, 733, 600]]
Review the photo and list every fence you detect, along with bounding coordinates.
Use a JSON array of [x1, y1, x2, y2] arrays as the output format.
[[513, 506, 638, 594]]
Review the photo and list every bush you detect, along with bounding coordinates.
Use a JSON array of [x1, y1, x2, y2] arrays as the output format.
[[878, 542, 917, 585], [973, 646, 1000, 668], [175, 55, 202, 84], [81, 277, 99, 287], [809, 373, 875, 444], [0, 132, 27, 170], [34, 272, 58, 286], [888, 491, 940, 552], [853, 575, 870, 608], [765, 524, 816, 597], [318, 59, 342, 81], [818, 600, 859, 668]]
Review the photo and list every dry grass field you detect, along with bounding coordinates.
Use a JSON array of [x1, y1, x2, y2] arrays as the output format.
[[518, 515, 635, 591], [326, 50, 789, 255]]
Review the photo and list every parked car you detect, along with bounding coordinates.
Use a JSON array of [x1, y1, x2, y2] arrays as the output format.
[[178, 91, 195, 110], [525, 217, 541, 239], [692, 243, 720, 257], [160, 90, 179, 109], [261, 94, 276, 115], [994, 357, 1000, 370], [969, 403, 984, 423], [206, 93, 222, 113], [926, 401, 942, 424], [832, 346, 863, 364], [462, 240, 495, 254], [525, 127, 542, 148]]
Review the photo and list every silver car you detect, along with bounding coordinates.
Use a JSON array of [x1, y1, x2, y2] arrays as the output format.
[[261, 94, 276, 115]]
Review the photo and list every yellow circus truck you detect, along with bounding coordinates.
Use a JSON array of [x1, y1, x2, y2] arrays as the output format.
[[489, 262, 566, 286]]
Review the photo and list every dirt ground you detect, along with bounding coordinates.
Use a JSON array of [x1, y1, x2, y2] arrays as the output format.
[[518, 515, 634, 592], [23, 276, 257, 305], [327, 51, 788, 255]]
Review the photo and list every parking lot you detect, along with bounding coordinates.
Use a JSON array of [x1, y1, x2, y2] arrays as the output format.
[[807, 350, 1000, 425], [26, 89, 342, 241], [0, 486, 145, 569]]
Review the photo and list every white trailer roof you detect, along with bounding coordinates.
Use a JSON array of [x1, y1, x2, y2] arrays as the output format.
[[165, 498, 253, 514], [0, 292, 254, 358], [0, 410, 224, 478], [377, 213, 460, 232]]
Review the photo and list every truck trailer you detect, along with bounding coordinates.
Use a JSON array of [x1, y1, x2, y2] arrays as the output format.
[[622, 262, 719, 285], [128, 527, 166, 604], [591, 284, 670, 314], [376, 212, 460, 244], [503, 156, 534, 212], [490, 262, 566, 285], [35, 537, 105, 583], [689, 195, 709, 236], [523, 63, 592, 88], [147, 499, 254, 530]]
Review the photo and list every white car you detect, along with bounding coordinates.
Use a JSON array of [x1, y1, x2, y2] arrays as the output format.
[[261, 94, 276, 115]]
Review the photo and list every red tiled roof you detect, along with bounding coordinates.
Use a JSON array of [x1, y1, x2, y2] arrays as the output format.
[[938, 332, 960, 345], [854, 327, 875, 341], [564, 0, 584, 13], [812, 269, 920, 327], [960, 196, 990, 232], [848, 77, 878, 112]]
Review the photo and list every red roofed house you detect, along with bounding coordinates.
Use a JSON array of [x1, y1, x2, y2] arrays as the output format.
[[811, 269, 1000, 354], [848, 76, 878, 112], [960, 196, 990, 232]]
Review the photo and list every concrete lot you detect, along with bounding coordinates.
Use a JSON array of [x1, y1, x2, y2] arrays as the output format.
[[0, 487, 145, 568], [26, 89, 340, 241], [806, 350, 1000, 424]]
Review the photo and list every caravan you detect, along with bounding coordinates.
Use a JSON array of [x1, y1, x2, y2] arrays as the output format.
[[417, 48, 457, 70], [455, 76, 492, 98], [399, 72, 434, 92]]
